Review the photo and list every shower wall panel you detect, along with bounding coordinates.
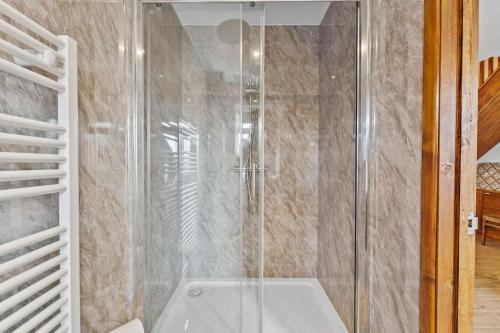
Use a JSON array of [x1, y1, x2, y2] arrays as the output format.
[[144, 4, 183, 330], [369, 0, 423, 331], [181, 26, 242, 278], [264, 26, 320, 277], [2, 1, 138, 331], [317, 3, 357, 332]]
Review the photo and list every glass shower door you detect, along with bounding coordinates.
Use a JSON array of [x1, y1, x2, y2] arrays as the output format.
[[143, 2, 263, 332], [241, 3, 265, 333]]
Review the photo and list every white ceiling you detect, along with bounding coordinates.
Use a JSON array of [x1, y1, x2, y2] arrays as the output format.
[[479, 0, 500, 61], [478, 0, 500, 161], [479, 143, 500, 163], [171, 2, 331, 26]]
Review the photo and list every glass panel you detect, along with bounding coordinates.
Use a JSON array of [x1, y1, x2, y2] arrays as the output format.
[[143, 4, 182, 330], [142, 2, 360, 333], [143, 3, 252, 332], [241, 2, 264, 333]]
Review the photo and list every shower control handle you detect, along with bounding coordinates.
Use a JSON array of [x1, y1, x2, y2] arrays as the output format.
[[232, 165, 267, 213], [232, 166, 267, 172]]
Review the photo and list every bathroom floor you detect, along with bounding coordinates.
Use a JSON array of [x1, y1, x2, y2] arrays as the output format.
[[474, 238, 500, 332], [152, 278, 348, 333]]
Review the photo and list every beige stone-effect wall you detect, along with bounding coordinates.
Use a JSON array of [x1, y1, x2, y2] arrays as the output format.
[[368, 0, 424, 331], [2, 1, 140, 332], [264, 25, 320, 278], [317, 2, 358, 332]]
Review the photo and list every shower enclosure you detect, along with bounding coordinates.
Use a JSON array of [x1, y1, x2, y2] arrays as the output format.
[[136, 1, 370, 332]]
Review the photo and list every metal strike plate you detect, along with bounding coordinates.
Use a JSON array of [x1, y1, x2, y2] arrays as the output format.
[[468, 212, 478, 235]]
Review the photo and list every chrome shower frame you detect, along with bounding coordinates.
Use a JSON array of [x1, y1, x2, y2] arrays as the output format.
[[132, 0, 373, 332]]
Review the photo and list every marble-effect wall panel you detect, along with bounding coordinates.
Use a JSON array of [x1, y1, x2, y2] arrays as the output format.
[[2, 1, 138, 332], [264, 26, 320, 278], [317, 3, 357, 332], [369, 0, 423, 331], [146, 22, 323, 282], [181, 26, 242, 279]]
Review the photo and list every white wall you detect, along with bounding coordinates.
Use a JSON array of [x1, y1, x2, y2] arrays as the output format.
[[478, 0, 500, 162], [479, 0, 500, 61], [479, 143, 500, 163]]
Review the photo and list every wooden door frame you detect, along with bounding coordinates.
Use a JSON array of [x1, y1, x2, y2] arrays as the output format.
[[420, 0, 478, 331]]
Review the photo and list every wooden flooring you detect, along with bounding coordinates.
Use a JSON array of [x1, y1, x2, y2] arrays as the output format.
[[474, 237, 500, 332]]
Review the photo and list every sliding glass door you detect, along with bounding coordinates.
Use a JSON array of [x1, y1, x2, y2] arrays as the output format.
[[143, 2, 264, 332], [140, 1, 364, 332]]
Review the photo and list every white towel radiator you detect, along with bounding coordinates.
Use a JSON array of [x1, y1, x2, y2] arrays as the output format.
[[0, 0, 79, 332]]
